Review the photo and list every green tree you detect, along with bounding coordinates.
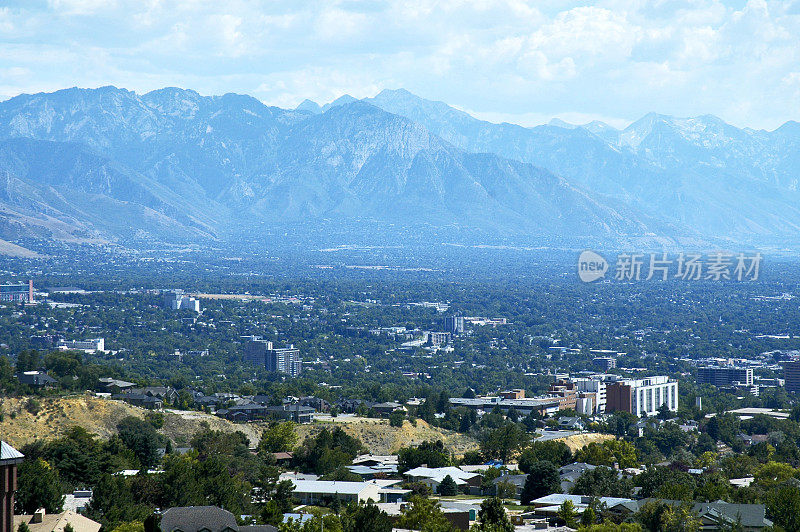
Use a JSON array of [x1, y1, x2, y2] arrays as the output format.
[[580, 497, 606, 527], [574, 440, 638, 469], [767, 484, 800, 532], [15, 458, 64, 514], [389, 410, 405, 428], [520, 461, 560, 505], [110, 523, 144, 532], [397, 495, 457, 532], [473, 497, 513, 532], [117, 416, 163, 468], [636, 467, 696, 500], [437, 475, 458, 496], [342, 502, 392, 532], [519, 440, 573, 471], [479, 423, 529, 463], [259, 422, 298, 454], [293, 427, 365, 475], [557, 500, 578, 528], [398, 440, 451, 472], [636, 501, 700, 532], [571, 466, 633, 498]]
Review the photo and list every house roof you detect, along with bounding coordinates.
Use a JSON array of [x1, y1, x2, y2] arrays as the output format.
[[631, 500, 770, 528], [404, 466, 480, 484], [291, 480, 379, 495], [99, 377, 135, 388], [492, 474, 527, 487], [160, 506, 238, 532], [14, 511, 101, 532], [0, 440, 24, 463], [531, 494, 634, 508]]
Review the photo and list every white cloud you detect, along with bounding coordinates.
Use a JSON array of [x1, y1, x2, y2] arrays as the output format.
[[1, 0, 799, 129]]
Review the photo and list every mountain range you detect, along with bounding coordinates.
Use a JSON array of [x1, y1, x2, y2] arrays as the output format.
[[0, 85, 799, 250]]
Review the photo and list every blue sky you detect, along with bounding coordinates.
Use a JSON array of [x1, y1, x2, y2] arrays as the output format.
[[1, 0, 799, 129]]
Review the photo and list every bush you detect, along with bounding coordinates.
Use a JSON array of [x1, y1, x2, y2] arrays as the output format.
[[389, 410, 405, 427], [25, 398, 41, 416]]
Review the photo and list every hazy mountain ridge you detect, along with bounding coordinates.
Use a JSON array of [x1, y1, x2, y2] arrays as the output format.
[[0, 85, 798, 247], [362, 89, 800, 243]]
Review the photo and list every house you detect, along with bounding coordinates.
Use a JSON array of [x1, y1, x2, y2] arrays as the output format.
[[527, 494, 637, 521], [403, 466, 482, 495], [299, 396, 330, 412], [556, 416, 586, 431], [111, 393, 163, 410], [559, 462, 596, 493], [217, 404, 272, 422], [347, 454, 399, 477], [491, 474, 527, 498], [14, 509, 101, 532], [372, 402, 405, 416], [128, 386, 178, 404], [289, 480, 381, 504], [63, 490, 93, 513], [377, 502, 472, 531], [638, 500, 773, 531], [265, 404, 315, 423], [337, 398, 374, 413], [15, 371, 58, 389], [98, 377, 136, 394], [252, 395, 272, 405], [160, 506, 278, 532]]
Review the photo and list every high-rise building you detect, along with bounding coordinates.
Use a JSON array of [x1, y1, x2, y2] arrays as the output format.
[[242, 336, 302, 377], [698, 366, 754, 387], [593, 357, 616, 371], [164, 290, 201, 313], [784, 360, 800, 393], [606, 376, 678, 417], [443, 315, 464, 334], [0, 281, 34, 303]]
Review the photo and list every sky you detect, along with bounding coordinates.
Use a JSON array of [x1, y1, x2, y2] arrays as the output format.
[[1, 0, 800, 130]]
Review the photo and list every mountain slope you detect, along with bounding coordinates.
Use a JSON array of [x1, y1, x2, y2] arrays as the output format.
[[364, 89, 800, 243], [1, 85, 800, 248]]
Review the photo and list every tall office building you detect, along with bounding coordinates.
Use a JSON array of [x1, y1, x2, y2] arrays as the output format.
[[784, 360, 800, 393], [243, 336, 302, 377], [698, 366, 754, 387], [164, 290, 201, 313], [0, 281, 34, 303], [443, 315, 464, 334]]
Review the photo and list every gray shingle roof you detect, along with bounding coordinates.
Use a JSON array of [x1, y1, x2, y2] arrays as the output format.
[[160, 506, 238, 532]]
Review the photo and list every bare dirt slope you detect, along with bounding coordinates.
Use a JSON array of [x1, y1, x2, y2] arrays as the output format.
[[0, 396, 476, 456], [556, 432, 614, 452], [297, 418, 479, 456], [0, 396, 265, 448], [0, 395, 145, 447]]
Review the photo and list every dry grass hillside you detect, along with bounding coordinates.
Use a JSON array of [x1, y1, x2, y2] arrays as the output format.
[[556, 432, 614, 452], [0, 395, 610, 459], [0, 395, 264, 448], [0, 396, 476, 455], [297, 417, 479, 456]]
